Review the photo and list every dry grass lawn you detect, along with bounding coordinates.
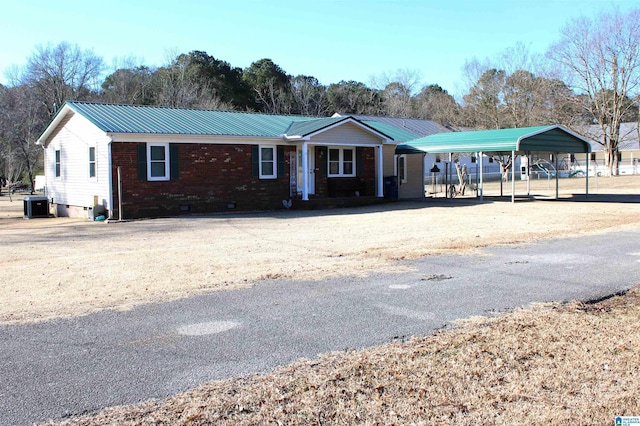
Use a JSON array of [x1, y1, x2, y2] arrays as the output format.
[[44, 288, 640, 425], [1, 175, 639, 424], [2, 176, 639, 325]]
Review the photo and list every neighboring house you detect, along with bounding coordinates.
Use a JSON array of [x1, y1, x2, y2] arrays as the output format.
[[36, 102, 398, 219], [577, 123, 640, 176]]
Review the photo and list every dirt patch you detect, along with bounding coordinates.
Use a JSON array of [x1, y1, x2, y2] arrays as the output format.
[[1, 176, 640, 325]]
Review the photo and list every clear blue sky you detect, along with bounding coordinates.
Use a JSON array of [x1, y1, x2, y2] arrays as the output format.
[[1, 0, 637, 98]]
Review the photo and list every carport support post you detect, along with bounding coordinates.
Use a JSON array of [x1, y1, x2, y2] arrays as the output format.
[[526, 153, 531, 196], [479, 151, 484, 201], [376, 145, 384, 197], [511, 150, 516, 203], [585, 154, 589, 198], [555, 152, 559, 199], [301, 142, 309, 201]]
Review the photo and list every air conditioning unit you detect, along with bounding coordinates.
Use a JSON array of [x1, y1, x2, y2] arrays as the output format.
[[87, 205, 106, 221], [23, 196, 49, 219]]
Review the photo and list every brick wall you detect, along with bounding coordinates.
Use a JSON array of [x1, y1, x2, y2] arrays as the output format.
[[314, 147, 376, 197], [111, 142, 295, 218]]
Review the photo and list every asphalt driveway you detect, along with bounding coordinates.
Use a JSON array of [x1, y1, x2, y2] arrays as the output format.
[[1, 230, 639, 425]]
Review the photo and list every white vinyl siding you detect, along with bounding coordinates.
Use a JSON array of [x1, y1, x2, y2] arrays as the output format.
[[43, 113, 111, 210], [308, 121, 383, 146]]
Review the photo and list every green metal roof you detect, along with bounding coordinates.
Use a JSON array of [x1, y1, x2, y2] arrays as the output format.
[[286, 116, 352, 137], [362, 120, 418, 143], [39, 102, 395, 143], [61, 101, 318, 137], [401, 126, 592, 154]]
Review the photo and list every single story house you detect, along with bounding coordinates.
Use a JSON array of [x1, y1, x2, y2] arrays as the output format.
[[37, 102, 401, 219]]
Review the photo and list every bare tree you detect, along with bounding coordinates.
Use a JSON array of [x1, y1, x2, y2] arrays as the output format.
[[413, 84, 460, 126], [463, 68, 506, 129], [101, 56, 157, 105], [23, 42, 104, 115], [547, 7, 640, 175], [0, 85, 47, 192], [290, 75, 329, 116], [371, 68, 422, 117]]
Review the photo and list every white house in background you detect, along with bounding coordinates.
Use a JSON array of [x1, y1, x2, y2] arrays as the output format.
[[578, 123, 640, 176]]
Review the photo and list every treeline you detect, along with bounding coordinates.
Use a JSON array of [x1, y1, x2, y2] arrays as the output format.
[[1, 7, 639, 188]]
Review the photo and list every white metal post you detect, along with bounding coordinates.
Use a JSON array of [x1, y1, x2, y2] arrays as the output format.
[[585, 153, 589, 198], [511, 150, 516, 203], [479, 151, 484, 201], [301, 142, 309, 201], [377, 145, 384, 197], [526, 153, 531, 196], [555, 153, 559, 199]]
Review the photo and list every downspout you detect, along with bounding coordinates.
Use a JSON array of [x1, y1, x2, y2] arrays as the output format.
[[107, 136, 115, 219]]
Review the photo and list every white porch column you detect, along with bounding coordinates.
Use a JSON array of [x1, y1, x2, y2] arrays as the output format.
[[377, 145, 384, 197], [301, 142, 309, 201]]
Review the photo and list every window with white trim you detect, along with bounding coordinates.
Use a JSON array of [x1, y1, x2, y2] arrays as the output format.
[[398, 154, 407, 184], [55, 149, 61, 178], [259, 146, 276, 179], [148, 143, 170, 181], [327, 147, 356, 177], [89, 146, 96, 178]]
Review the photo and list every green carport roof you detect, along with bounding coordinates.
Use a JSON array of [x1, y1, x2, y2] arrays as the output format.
[[401, 125, 592, 154]]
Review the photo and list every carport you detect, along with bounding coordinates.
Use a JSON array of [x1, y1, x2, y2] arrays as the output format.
[[400, 125, 592, 202]]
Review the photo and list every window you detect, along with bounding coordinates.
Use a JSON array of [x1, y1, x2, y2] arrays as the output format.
[[148, 144, 170, 181], [55, 149, 61, 178], [89, 147, 96, 178], [398, 154, 407, 184], [327, 147, 356, 177], [259, 146, 276, 179]]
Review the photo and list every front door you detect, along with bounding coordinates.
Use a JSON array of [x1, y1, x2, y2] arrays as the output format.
[[308, 146, 315, 195], [298, 146, 315, 195]]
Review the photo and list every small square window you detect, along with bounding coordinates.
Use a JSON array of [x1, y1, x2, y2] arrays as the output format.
[[148, 144, 169, 180], [259, 146, 277, 179]]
